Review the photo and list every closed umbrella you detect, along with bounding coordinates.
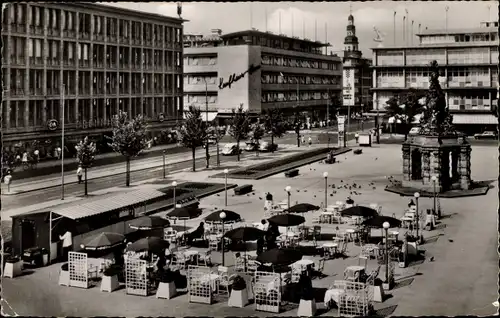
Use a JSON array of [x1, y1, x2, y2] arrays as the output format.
[[256, 248, 302, 266], [340, 206, 378, 218], [285, 203, 320, 213], [81, 232, 125, 251], [362, 215, 401, 228], [126, 237, 169, 254], [205, 210, 241, 223], [268, 214, 305, 227], [129, 216, 170, 230]]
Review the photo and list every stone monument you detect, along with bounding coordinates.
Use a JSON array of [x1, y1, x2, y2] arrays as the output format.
[[401, 60, 471, 193]]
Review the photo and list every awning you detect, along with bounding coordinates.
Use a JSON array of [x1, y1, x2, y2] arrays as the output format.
[[52, 189, 166, 220], [452, 114, 497, 125]]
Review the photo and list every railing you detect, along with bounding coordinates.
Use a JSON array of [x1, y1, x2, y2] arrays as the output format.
[[47, 28, 60, 37], [63, 30, 76, 38], [76, 119, 113, 129], [145, 39, 152, 46], [93, 61, 104, 68], [10, 57, 26, 65], [80, 32, 90, 40], [94, 34, 104, 41], [119, 63, 129, 69], [79, 60, 90, 68], [108, 35, 117, 43], [154, 65, 163, 71], [34, 26, 44, 35], [63, 59, 75, 66], [12, 24, 26, 33]]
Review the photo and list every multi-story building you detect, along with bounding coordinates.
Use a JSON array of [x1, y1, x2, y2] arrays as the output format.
[[371, 21, 498, 134], [1, 2, 184, 154], [342, 14, 372, 116], [183, 29, 343, 123]]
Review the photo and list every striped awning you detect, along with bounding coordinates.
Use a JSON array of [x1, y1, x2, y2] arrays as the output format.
[[452, 114, 497, 125], [53, 189, 166, 220]]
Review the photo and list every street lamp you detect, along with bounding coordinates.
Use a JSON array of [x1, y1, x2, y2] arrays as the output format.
[[220, 211, 227, 266], [285, 186, 292, 209], [431, 175, 438, 218], [172, 181, 177, 209], [224, 169, 229, 206], [414, 192, 421, 242], [323, 172, 328, 208], [383, 221, 390, 288], [163, 150, 166, 179]]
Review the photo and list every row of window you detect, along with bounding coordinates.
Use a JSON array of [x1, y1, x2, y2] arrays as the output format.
[[261, 74, 341, 85], [4, 97, 181, 129], [184, 95, 218, 104], [262, 91, 331, 103], [184, 56, 217, 66], [225, 35, 323, 55], [377, 47, 496, 66], [262, 54, 340, 70], [184, 76, 217, 85], [6, 69, 181, 97], [4, 3, 182, 46], [421, 33, 497, 45], [377, 93, 496, 111]]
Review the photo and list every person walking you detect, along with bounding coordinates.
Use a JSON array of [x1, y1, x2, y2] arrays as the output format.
[[76, 165, 83, 184], [301, 135, 305, 145], [21, 151, 28, 166], [33, 149, 40, 162], [4, 171, 12, 192], [265, 192, 273, 211], [308, 136, 312, 146], [59, 230, 73, 261]]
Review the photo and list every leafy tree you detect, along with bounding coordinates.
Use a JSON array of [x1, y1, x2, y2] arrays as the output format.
[[261, 108, 286, 153], [292, 110, 306, 147], [207, 124, 223, 167], [328, 94, 342, 121], [385, 95, 402, 134], [229, 104, 251, 162], [75, 136, 96, 196], [401, 89, 425, 140], [177, 106, 207, 172], [249, 122, 265, 157], [108, 111, 148, 187]]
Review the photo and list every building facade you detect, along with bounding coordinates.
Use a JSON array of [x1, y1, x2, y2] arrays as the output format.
[[371, 21, 498, 134], [342, 14, 372, 115], [1, 2, 184, 152], [183, 29, 343, 122]]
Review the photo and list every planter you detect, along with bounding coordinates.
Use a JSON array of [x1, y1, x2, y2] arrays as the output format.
[[101, 274, 120, 292], [371, 285, 385, 302], [228, 288, 249, 308], [156, 281, 177, 299], [382, 281, 393, 291], [59, 270, 70, 286], [3, 260, 23, 278], [297, 299, 317, 317]]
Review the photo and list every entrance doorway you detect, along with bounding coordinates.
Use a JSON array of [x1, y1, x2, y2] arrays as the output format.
[[411, 149, 422, 180], [20, 220, 36, 252]]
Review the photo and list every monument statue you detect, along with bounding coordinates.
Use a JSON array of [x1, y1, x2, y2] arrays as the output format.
[[419, 60, 456, 136]]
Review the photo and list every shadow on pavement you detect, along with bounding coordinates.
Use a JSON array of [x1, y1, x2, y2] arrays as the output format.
[[392, 277, 414, 290], [374, 304, 398, 317]]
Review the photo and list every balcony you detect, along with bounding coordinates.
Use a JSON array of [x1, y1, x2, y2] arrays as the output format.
[[29, 88, 43, 96], [47, 58, 59, 67], [184, 64, 217, 74], [79, 87, 90, 96], [119, 36, 129, 45], [12, 24, 26, 34], [107, 87, 117, 95], [107, 61, 117, 69], [63, 59, 75, 67], [155, 40, 163, 47], [29, 57, 44, 66], [145, 39, 152, 47], [154, 88, 163, 95], [47, 28, 60, 37], [10, 56, 26, 66], [131, 64, 141, 71], [93, 88, 104, 96], [108, 35, 117, 43], [119, 62, 130, 69], [154, 64, 164, 71], [93, 61, 104, 68], [94, 34, 104, 42], [34, 26, 44, 35], [119, 88, 129, 95], [79, 60, 90, 68], [64, 30, 76, 38], [80, 32, 90, 41], [184, 83, 218, 93], [132, 38, 141, 45]]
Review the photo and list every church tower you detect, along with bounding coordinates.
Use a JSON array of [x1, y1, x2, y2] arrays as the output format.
[[343, 13, 362, 65]]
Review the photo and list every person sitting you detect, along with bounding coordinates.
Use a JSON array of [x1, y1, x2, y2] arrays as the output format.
[[425, 209, 436, 231], [185, 222, 205, 245], [408, 199, 416, 208], [258, 219, 269, 232]]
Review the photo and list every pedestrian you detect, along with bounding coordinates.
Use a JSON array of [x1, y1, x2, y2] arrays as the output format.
[[265, 192, 273, 211], [59, 229, 73, 261], [425, 209, 436, 231], [4, 171, 12, 192], [76, 165, 83, 184], [308, 136, 312, 146], [21, 151, 28, 165], [33, 149, 40, 162], [56, 147, 62, 159], [301, 136, 305, 144], [355, 133, 359, 143]]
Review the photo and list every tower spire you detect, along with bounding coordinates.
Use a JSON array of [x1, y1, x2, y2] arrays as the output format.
[[349, 2, 352, 15]]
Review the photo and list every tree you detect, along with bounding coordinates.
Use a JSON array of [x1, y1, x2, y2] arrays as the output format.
[[292, 110, 306, 147], [261, 108, 286, 153], [328, 95, 342, 121], [249, 122, 265, 157], [229, 104, 251, 162], [108, 111, 148, 187], [75, 136, 96, 196], [401, 89, 425, 140], [385, 95, 403, 134], [207, 124, 223, 167], [177, 106, 207, 172]]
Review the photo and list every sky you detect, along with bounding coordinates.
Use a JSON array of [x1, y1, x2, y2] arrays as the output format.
[[108, 1, 496, 58]]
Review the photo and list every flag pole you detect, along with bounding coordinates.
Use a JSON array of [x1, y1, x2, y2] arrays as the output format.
[[393, 11, 397, 46]]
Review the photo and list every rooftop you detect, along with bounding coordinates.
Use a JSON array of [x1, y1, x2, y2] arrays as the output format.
[[416, 26, 498, 37], [220, 29, 330, 48], [372, 40, 498, 50]]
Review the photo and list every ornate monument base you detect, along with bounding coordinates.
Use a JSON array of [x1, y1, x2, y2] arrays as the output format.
[[401, 134, 471, 193]]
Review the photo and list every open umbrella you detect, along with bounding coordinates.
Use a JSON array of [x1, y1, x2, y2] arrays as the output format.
[[166, 207, 201, 231], [81, 232, 125, 251], [362, 215, 402, 228], [285, 203, 320, 213], [268, 214, 305, 227], [126, 236, 169, 253], [340, 206, 378, 218], [256, 248, 302, 266], [129, 216, 170, 230], [225, 226, 266, 271], [205, 210, 241, 223]]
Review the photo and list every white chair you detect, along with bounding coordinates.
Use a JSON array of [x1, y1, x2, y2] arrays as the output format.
[[208, 236, 219, 251], [198, 251, 212, 267]]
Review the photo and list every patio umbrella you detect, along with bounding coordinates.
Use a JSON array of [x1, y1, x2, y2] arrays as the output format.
[[362, 215, 402, 228], [81, 232, 125, 251], [285, 203, 320, 213], [205, 210, 241, 223], [340, 206, 378, 218], [166, 207, 201, 231], [256, 248, 302, 266], [268, 214, 305, 227], [225, 226, 266, 271], [129, 216, 170, 230], [126, 236, 169, 254]]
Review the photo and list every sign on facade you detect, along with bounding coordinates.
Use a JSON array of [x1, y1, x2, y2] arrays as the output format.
[[47, 119, 58, 131]]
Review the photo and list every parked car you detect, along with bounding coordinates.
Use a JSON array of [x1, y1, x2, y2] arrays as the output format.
[[221, 143, 242, 156], [244, 141, 259, 152], [202, 138, 217, 148], [474, 131, 497, 140], [259, 141, 278, 152]]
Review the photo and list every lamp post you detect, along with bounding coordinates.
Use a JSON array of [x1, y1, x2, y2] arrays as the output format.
[[204, 78, 210, 169], [172, 181, 177, 209], [285, 186, 291, 209], [323, 172, 328, 208], [61, 83, 66, 200], [220, 211, 227, 266], [383, 221, 390, 289], [224, 169, 229, 206], [414, 192, 421, 242], [431, 175, 438, 218], [163, 150, 166, 179]]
